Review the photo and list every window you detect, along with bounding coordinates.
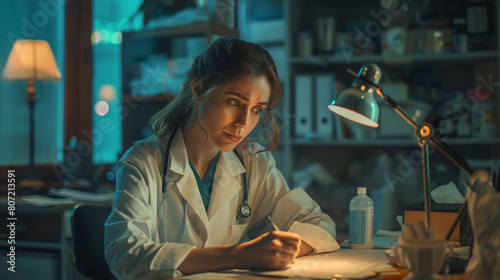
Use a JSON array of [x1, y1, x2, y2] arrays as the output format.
[[91, 0, 143, 164]]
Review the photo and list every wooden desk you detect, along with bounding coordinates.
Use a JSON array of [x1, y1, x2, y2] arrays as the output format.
[[0, 198, 468, 280], [176, 250, 469, 280], [177, 271, 468, 280], [178, 270, 469, 280], [0, 200, 74, 280]]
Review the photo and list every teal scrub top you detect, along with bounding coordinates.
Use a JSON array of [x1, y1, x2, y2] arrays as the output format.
[[188, 152, 220, 211]]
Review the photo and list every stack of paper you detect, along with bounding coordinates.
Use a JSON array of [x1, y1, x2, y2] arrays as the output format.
[[49, 188, 114, 202], [254, 249, 392, 279]]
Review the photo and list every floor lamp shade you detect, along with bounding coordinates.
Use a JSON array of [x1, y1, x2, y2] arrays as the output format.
[[2, 40, 61, 187], [2, 40, 61, 81]]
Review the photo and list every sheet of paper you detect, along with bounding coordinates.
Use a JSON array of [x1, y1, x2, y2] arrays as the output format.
[[49, 188, 114, 202], [254, 249, 392, 279], [21, 195, 77, 207]]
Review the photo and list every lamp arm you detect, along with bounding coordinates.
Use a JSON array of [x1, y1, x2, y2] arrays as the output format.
[[352, 70, 477, 183], [429, 137, 474, 177], [377, 89, 475, 187], [378, 92, 418, 130], [377, 91, 432, 233]]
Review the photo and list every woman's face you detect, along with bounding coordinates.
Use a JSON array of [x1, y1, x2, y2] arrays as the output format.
[[197, 75, 271, 152]]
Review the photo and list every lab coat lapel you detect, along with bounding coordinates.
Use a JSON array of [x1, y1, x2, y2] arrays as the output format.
[[175, 173, 209, 226], [207, 150, 246, 220], [168, 131, 209, 232]]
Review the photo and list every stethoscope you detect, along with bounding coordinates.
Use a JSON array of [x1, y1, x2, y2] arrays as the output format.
[[161, 127, 251, 240]]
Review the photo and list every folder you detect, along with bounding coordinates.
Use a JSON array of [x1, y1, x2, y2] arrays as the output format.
[[294, 75, 313, 136], [315, 74, 337, 138]]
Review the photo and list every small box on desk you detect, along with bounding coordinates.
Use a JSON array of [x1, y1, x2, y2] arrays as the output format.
[[403, 202, 466, 242]]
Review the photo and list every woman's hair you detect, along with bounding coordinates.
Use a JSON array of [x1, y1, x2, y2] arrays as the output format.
[[149, 37, 281, 152]]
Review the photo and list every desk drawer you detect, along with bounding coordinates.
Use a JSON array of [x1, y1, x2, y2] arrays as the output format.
[[0, 248, 59, 280], [0, 211, 60, 243]]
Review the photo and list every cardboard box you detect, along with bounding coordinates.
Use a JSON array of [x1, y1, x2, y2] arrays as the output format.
[[403, 203, 465, 242]]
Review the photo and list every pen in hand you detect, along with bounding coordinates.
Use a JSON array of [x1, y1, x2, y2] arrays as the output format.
[[267, 215, 298, 263], [267, 215, 280, 231]]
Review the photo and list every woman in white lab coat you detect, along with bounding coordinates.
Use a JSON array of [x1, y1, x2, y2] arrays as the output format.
[[104, 37, 340, 280]]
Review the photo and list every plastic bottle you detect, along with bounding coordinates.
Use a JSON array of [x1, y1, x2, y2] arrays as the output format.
[[349, 187, 374, 249]]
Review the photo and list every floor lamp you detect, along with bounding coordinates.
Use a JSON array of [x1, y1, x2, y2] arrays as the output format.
[[2, 40, 61, 187]]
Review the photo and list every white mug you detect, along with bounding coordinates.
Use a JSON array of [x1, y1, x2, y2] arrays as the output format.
[[394, 238, 447, 278]]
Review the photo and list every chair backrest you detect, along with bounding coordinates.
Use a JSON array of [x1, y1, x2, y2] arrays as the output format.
[[71, 204, 114, 280]]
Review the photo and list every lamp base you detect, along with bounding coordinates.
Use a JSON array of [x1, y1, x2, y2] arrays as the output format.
[[19, 178, 44, 188]]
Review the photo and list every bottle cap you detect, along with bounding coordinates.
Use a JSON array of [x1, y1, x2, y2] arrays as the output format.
[[357, 187, 366, 195]]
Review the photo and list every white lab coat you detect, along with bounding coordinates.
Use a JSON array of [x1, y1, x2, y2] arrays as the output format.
[[104, 130, 340, 280]]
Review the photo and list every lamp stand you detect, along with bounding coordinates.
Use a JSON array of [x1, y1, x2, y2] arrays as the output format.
[[421, 143, 432, 234], [376, 89, 477, 237], [19, 80, 43, 188]]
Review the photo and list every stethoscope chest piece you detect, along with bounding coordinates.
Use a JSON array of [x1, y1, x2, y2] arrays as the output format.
[[237, 203, 251, 219]]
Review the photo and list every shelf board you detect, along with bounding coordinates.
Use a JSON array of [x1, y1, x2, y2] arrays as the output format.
[[291, 137, 500, 147], [407, 51, 498, 63], [290, 54, 383, 65], [290, 50, 498, 66], [123, 22, 238, 39], [122, 94, 176, 103]]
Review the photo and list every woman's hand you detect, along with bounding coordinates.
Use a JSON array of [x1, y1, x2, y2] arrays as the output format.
[[233, 231, 302, 270], [177, 231, 311, 275]]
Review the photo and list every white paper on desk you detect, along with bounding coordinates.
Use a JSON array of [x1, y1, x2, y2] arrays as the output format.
[[21, 195, 77, 207], [49, 188, 114, 202], [254, 249, 392, 279]]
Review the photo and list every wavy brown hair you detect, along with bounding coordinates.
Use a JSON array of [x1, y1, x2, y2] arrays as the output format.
[[149, 37, 281, 152]]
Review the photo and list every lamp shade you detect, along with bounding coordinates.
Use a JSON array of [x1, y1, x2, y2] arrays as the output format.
[[2, 40, 61, 81], [328, 88, 379, 127], [328, 63, 382, 127]]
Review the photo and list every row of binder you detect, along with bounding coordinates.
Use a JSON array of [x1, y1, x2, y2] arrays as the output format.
[[294, 73, 341, 139]]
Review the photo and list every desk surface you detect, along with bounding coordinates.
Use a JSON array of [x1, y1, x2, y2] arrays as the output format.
[[177, 249, 469, 280], [179, 271, 469, 280]]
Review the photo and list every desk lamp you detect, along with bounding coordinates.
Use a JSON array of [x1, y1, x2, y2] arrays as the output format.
[[328, 63, 488, 236], [2, 40, 61, 187]]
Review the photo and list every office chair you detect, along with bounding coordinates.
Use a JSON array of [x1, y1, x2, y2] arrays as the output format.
[[71, 204, 115, 280]]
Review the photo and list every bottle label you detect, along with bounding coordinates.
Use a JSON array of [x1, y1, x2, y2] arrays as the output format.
[[349, 209, 366, 244], [349, 207, 374, 244]]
